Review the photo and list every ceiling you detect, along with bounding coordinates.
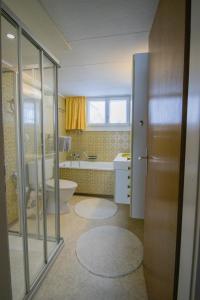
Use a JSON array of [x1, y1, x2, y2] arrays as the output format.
[[4, 0, 159, 96]]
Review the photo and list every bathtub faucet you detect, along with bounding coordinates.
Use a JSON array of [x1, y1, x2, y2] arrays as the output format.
[[83, 152, 97, 160], [83, 152, 88, 160], [72, 152, 80, 160]]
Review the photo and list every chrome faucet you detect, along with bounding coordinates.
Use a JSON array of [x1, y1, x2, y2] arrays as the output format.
[[83, 152, 97, 160], [72, 152, 80, 160], [83, 152, 88, 160]]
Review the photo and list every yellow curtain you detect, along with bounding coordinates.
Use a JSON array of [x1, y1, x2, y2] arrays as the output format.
[[65, 96, 86, 130]]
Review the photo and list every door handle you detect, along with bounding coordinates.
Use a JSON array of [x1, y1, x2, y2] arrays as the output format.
[[138, 156, 148, 160], [138, 148, 148, 176]]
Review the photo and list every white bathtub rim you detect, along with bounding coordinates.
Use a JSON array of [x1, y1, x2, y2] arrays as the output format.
[[59, 160, 114, 171]]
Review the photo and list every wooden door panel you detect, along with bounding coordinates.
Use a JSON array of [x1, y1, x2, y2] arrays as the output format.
[[144, 0, 190, 299]]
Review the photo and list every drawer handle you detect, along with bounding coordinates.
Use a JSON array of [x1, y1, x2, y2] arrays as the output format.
[[127, 185, 131, 189], [128, 167, 131, 170], [128, 176, 131, 179], [127, 194, 131, 198]]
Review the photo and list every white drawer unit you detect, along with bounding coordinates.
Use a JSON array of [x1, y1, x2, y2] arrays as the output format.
[[113, 154, 131, 204]]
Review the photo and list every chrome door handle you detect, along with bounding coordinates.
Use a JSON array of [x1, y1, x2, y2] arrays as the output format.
[[138, 156, 148, 160]]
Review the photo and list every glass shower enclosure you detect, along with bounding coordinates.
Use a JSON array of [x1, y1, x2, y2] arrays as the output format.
[[1, 3, 63, 299]]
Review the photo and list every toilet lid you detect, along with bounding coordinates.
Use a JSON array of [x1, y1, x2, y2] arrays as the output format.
[[46, 179, 77, 189]]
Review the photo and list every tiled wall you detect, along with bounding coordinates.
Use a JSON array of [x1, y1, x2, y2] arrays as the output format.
[[2, 71, 19, 224], [65, 130, 131, 162], [3, 75, 66, 225], [58, 97, 131, 196], [60, 168, 114, 196], [58, 95, 67, 162]]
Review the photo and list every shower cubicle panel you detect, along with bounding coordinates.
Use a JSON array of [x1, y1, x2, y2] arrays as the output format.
[[1, 15, 26, 300], [21, 33, 45, 285], [43, 55, 58, 257], [1, 4, 63, 299]]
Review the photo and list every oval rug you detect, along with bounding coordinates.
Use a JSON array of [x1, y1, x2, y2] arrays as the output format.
[[74, 198, 118, 220], [76, 225, 143, 278]]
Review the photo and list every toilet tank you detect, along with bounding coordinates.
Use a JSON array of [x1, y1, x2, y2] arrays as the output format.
[[27, 158, 54, 188]]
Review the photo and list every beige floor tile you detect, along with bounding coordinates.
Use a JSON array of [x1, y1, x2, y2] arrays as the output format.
[[33, 196, 148, 300]]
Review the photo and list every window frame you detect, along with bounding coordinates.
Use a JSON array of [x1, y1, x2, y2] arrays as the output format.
[[87, 95, 131, 130]]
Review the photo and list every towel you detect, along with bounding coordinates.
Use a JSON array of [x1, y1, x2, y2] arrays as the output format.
[[59, 136, 72, 152]]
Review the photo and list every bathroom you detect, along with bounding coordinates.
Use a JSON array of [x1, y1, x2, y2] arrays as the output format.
[[0, 1, 187, 300], [1, 1, 148, 298]]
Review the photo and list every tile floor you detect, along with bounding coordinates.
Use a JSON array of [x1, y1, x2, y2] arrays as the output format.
[[33, 195, 148, 300], [9, 236, 56, 300]]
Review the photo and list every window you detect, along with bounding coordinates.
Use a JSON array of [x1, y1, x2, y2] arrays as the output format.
[[88, 99, 105, 124], [87, 96, 131, 128], [24, 101, 35, 124], [109, 99, 127, 124]]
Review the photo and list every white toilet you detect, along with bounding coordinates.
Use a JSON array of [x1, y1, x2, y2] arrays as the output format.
[[27, 158, 77, 214], [46, 178, 77, 213]]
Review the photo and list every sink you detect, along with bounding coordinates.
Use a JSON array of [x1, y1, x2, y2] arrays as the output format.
[[121, 153, 131, 160], [113, 153, 131, 170]]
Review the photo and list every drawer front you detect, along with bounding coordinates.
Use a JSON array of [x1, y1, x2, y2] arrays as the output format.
[[115, 170, 131, 204], [114, 162, 131, 171]]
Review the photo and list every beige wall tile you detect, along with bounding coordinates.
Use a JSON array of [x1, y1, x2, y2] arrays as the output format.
[[58, 95, 67, 162], [2, 72, 18, 224], [65, 131, 131, 162], [60, 168, 114, 196], [58, 100, 131, 195]]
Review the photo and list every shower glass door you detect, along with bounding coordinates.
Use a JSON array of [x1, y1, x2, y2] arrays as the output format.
[[43, 54, 58, 257], [21, 33, 45, 285], [1, 15, 25, 300], [1, 4, 62, 299]]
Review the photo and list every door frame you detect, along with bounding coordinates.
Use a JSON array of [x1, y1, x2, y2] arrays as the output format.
[[0, 0, 13, 298], [178, 0, 200, 298]]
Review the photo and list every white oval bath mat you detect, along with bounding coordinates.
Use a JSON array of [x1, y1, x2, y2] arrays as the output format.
[[74, 198, 118, 220], [76, 225, 143, 278]]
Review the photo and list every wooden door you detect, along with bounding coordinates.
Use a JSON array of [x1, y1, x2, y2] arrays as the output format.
[[143, 0, 190, 299]]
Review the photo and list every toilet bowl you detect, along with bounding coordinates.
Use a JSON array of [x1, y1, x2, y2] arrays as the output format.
[[46, 179, 77, 214], [27, 158, 78, 214]]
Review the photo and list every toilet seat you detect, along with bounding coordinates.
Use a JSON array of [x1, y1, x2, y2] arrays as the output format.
[[46, 179, 77, 190]]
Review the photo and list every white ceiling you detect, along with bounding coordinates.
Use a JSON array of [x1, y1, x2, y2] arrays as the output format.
[[4, 0, 70, 58], [4, 0, 159, 96], [40, 0, 158, 96]]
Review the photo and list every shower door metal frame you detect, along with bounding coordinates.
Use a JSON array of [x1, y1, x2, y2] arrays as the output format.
[[1, 2, 64, 299], [54, 62, 61, 241], [40, 50, 48, 264]]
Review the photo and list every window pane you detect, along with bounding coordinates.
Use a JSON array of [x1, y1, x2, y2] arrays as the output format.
[[24, 102, 35, 124], [89, 100, 105, 124], [109, 100, 127, 124]]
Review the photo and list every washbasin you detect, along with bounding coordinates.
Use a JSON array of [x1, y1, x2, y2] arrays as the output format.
[[121, 153, 131, 160], [113, 153, 131, 170]]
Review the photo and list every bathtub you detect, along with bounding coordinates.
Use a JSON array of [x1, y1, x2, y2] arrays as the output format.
[[59, 160, 114, 171]]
